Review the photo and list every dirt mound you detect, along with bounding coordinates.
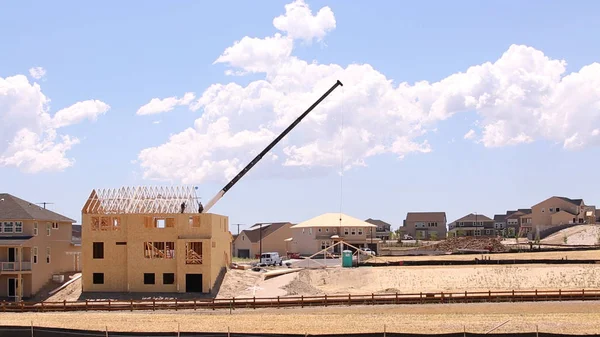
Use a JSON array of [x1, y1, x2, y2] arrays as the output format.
[[419, 237, 508, 253], [283, 270, 324, 296]]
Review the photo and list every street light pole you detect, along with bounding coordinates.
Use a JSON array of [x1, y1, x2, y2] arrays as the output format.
[[259, 224, 263, 261]]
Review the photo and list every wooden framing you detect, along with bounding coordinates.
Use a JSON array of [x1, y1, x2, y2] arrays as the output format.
[[185, 242, 203, 264], [83, 186, 200, 215]]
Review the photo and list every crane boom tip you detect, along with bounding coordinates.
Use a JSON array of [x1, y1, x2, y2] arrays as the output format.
[[337, 80, 343, 86]]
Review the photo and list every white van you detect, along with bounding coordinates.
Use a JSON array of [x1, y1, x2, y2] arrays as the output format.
[[260, 252, 283, 266]]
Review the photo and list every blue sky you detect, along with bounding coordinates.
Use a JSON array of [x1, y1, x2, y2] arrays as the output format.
[[1, 0, 600, 231]]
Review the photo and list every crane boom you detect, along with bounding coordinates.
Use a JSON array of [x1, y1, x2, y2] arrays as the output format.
[[201, 79, 344, 213]]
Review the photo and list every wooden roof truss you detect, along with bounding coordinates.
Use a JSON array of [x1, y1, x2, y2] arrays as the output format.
[[83, 186, 200, 215]]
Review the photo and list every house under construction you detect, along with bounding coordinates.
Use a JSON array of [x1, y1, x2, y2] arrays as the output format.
[[81, 186, 232, 294]]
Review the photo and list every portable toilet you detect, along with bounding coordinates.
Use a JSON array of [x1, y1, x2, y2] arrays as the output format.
[[342, 250, 353, 268]]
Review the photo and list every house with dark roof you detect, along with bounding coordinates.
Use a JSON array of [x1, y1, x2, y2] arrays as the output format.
[[365, 218, 392, 241], [0, 193, 80, 301], [530, 196, 596, 233], [233, 222, 293, 259], [448, 213, 495, 237], [403, 212, 447, 240]]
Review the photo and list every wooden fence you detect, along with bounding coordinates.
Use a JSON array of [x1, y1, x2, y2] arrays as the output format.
[[2, 289, 600, 313]]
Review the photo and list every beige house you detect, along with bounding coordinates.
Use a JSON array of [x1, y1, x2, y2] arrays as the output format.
[[81, 186, 232, 294], [530, 196, 595, 231], [403, 212, 447, 240], [0, 193, 81, 301], [448, 213, 495, 237], [233, 222, 292, 259], [288, 213, 379, 255]]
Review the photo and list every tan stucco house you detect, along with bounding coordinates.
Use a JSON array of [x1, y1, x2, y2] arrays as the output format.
[[0, 193, 81, 301], [403, 212, 447, 240], [448, 213, 495, 237], [288, 213, 379, 256], [233, 222, 292, 259], [81, 186, 232, 294], [530, 196, 595, 230]]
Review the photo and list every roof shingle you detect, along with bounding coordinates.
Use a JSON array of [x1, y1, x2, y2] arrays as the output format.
[[0, 193, 75, 223], [405, 212, 447, 222]]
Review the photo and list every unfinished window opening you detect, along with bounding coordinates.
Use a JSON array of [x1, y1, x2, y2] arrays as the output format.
[[358, 228, 363, 235], [93, 273, 104, 284], [211, 242, 216, 248], [144, 242, 175, 259], [52, 222, 59, 230], [116, 242, 127, 245], [185, 242, 203, 264], [351, 228, 356, 235], [100, 217, 111, 231], [46, 247, 51, 263], [91, 217, 100, 231], [113, 217, 121, 230], [33, 222, 38, 236], [144, 273, 155, 285], [93, 242, 104, 259], [344, 228, 349, 235], [163, 273, 175, 285], [46, 223, 51, 236]]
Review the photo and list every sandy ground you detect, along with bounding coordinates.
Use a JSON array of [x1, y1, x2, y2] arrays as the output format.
[[44, 263, 600, 302], [373, 249, 600, 262], [3, 302, 600, 334], [542, 225, 600, 245]]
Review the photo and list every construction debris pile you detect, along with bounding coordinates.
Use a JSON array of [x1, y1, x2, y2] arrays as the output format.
[[419, 237, 508, 253]]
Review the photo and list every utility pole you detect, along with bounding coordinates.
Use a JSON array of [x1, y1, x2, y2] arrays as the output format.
[[232, 224, 243, 235], [36, 202, 54, 209], [259, 224, 263, 262]]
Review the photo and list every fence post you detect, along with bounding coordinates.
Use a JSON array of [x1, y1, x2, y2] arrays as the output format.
[[348, 294, 351, 306], [175, 298, 178, 311], [395, 292, 398, 305], [108, 299, 111, 311], [301, 295, 304, 308], [212, 298, 215, 311], [277, 296, 280, 308], [536, 324, 539, 337], [253, 296, 256, 310], [105, 326, 108, 337], [130, 299, 133, 312], [463, 325, 466, 337], [85, 300, 88, 312], [384, 324, 387, 337], [63, 300, 66, 312], [177, 322, 180, 337], [41, 301, 45, 312], [30, 321, 33, 337], [324, 295, 327, 307], [512, 289, 515, 302], [1, 301, 5, 313], [535, 289, 538, 301], [582, 289, 585, 300], [420, 292, 423, 304], [372, 293, 375, 305], [154, 299, 156, 311], [559, 289, 561, 301]]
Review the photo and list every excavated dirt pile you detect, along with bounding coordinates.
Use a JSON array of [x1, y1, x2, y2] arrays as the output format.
[[419, 237, 508, 253]]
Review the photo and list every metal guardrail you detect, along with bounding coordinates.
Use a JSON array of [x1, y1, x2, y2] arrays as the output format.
[[2, 289, 600, 312]]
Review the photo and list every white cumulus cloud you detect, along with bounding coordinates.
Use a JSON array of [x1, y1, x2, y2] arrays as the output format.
[[0, 74, 110, 173], [272, 0, 336, 43], [28, 67, 46, 80], [136, 0, 600, 185], [464, 129, 476, 140], [136, 92, 196, 115]]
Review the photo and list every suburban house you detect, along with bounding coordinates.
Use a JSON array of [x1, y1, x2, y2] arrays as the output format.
[[495, 209, 531, 237], [365, 218, 392, 241], [403, 212, 447, 240], [530, 196, 596, 231], [0, 193, 81, 301], [288, 213, 379, 256], [233, 222, 292, 259], [448, 213, 495, 237], [81, 186, 232, 294]]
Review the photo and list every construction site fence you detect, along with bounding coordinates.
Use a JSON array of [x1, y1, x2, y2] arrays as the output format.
[[1, 326, 600, 337], [3, 289, 600, 313]]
